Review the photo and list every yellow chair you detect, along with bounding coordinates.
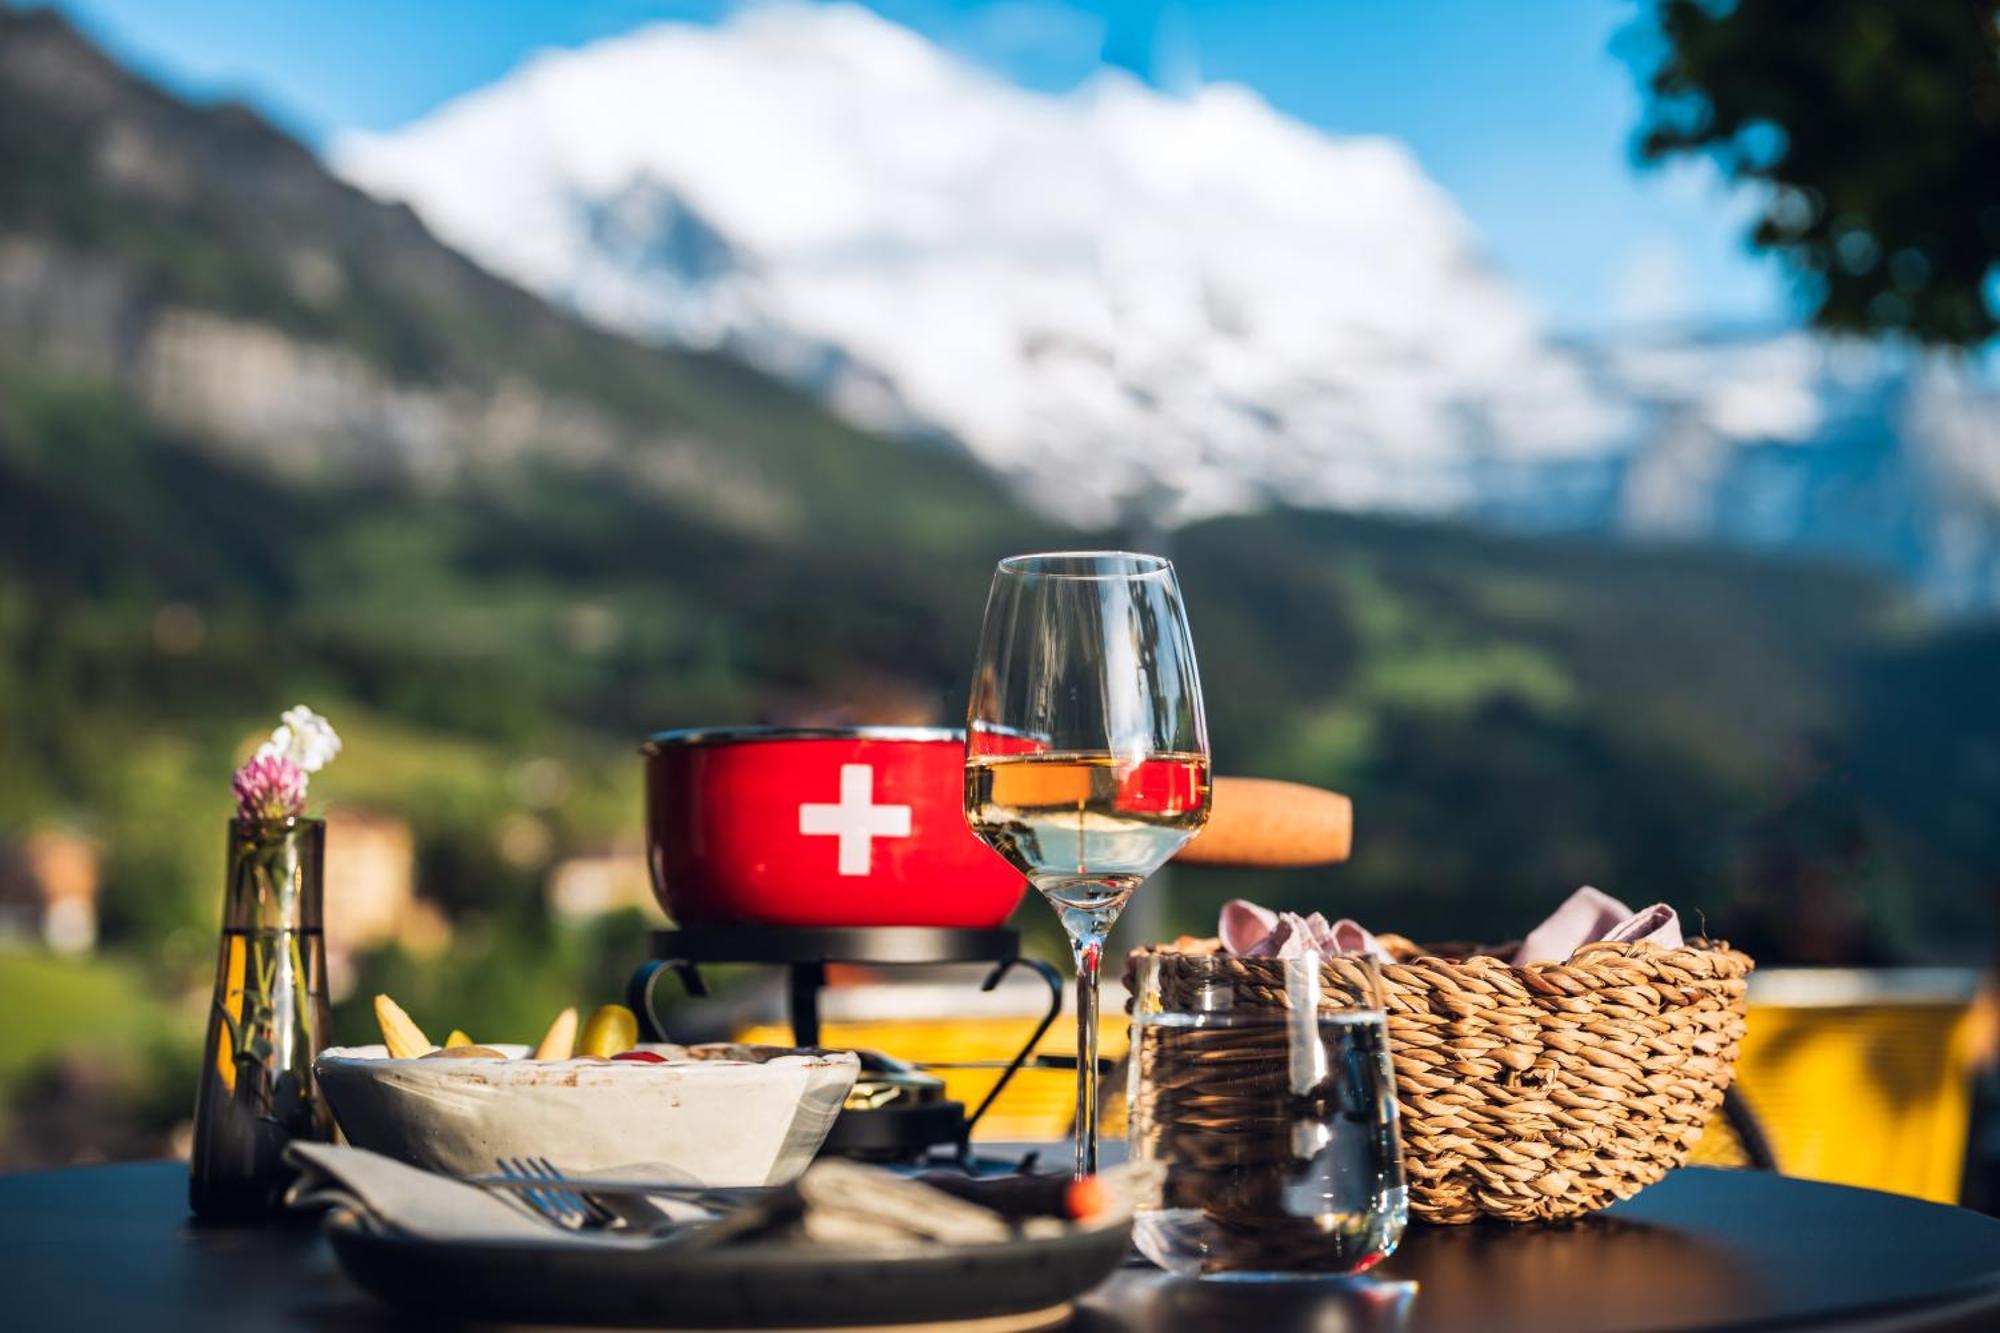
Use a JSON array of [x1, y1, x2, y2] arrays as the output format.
[[1688, 969, 1983, 1204]]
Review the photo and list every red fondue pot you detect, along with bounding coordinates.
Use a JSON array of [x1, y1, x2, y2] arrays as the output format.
[[642, 726, 1030, 929]]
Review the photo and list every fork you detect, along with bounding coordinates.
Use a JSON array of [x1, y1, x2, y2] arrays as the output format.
[[495, 1156, 619, 1230]]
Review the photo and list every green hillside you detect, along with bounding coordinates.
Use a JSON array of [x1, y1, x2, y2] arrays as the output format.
[[1169, 511, 1994, 960]]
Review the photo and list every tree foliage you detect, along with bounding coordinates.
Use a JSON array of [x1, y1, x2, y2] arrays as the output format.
[[1633, 0, 2000, 345]]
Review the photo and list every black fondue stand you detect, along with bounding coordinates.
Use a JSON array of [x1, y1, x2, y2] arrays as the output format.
[[628, 925, 1063, 1161]]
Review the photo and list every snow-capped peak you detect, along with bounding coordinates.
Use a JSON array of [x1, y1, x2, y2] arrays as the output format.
[[333, 1, 1626, 525], [333, 4, 2000, 608]]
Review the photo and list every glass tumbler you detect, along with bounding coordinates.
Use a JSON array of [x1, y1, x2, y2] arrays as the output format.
[[1128, 951, 1407, 1278]]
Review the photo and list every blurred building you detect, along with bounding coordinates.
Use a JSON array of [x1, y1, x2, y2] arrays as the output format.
[[547, 840, 659, 921], [322, 808, 450, 996], [0, 827, 100, 954]]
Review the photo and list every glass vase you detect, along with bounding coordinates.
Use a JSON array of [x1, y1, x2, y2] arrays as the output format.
[[188, 816, 333, 1219]]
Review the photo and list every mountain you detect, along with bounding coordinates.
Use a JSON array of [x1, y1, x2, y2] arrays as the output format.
[[3, 4, 1998, 979], [0, 5, 1040, 559], [332, 3, 1623, 525], [336, 2, 2000, 609], [0, 2, 1065, 754], [1495, 331, 2000, 609]]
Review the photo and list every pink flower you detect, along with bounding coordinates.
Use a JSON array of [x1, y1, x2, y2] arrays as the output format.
[[232, 754, 307, 821]]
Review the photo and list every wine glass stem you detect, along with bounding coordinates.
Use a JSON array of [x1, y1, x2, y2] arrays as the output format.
[[1072, 934, 1102, 1179]]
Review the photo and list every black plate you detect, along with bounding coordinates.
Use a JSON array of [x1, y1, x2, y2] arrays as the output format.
[[326, 1215, 1131, 1329]]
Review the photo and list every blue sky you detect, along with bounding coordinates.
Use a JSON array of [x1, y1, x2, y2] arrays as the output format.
[[48, 0, 1792, 336]]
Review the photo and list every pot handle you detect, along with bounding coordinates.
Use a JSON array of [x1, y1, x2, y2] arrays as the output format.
[[1174, 776, 1353, 867]]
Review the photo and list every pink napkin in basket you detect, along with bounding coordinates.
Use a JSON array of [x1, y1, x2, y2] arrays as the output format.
[[1219, 899, 1392, 961], [1217, 886, 1680, 966], [1511, 885, 1681, 965]]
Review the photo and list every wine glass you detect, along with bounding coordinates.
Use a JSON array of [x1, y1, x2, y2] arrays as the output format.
[[964, 551, 1211, 1177]]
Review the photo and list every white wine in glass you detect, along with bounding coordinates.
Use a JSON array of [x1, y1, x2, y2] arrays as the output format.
[[964, 552, 1211, 1177]]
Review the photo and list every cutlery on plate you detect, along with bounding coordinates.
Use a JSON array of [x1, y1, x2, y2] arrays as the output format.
[[493, 1156, 620, 1230]]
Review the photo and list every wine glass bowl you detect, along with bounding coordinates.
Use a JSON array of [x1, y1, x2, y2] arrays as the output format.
[[963, 551, 1211, 1176], [964, 750, 1210, 939]]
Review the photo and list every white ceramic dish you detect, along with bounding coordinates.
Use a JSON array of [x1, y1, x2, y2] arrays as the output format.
[[314, 1043, 858, 1185]]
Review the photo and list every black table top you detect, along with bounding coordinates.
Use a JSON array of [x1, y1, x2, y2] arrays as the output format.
[[3, 1161, 1999, 1332]]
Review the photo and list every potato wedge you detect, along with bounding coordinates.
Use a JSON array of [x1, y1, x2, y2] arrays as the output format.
[[423, 1045, 508, 1059], [374, 994, 436, 1059], [532, 1006, 579, 1061]]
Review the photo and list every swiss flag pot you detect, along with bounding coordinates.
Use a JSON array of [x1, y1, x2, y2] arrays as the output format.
[[642, 727, 1030, 928]]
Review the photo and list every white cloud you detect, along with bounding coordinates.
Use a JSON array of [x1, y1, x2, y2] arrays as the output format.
[[1612, 237, 1694, 327]]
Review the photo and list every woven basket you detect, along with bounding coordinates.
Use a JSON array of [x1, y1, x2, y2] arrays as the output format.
[[1126, 934, 1753, 1224]]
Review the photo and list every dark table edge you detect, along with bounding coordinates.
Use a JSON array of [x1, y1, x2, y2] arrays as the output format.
[[9, 1159, 2000, 1333]]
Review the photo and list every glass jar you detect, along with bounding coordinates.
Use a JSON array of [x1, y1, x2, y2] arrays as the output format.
[[1127, 951, 1407, 1278], [188, 817, 334, 1219]]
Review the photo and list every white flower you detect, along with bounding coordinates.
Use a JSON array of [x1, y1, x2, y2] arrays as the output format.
[[254, 705, 343, 774]]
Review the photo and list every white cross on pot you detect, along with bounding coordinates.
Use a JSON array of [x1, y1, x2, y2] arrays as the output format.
[[797, 763, 913, 876]]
